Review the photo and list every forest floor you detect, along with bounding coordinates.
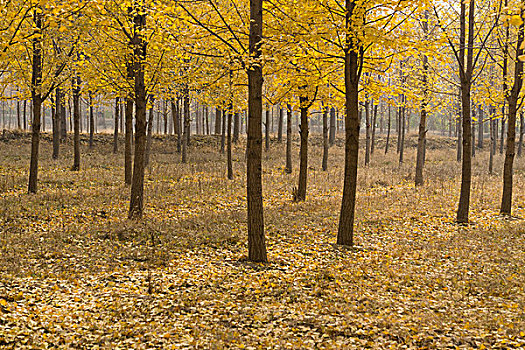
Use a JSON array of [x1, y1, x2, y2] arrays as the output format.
[[0, 132, 524, 349]]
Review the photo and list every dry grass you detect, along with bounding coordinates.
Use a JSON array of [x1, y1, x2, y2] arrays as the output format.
[[0, 131, 524, 349]]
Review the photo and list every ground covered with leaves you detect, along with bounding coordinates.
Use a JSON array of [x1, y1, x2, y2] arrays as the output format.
[[1, 133, 524, 349]]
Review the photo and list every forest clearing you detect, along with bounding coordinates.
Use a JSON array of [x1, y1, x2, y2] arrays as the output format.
[[0, 133, 524, 349], [1, 0, 525, 348]]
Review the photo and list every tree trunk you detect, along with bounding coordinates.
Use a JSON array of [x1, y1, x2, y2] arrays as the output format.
[[385, 104, 391, 154], [329, 107, 336, 147], [457, 102, 462, 162], [285, 104, 292, 174], [16, 99, 21, 129], [265, 107, 270, 151], [415, 29, 429, 186], [500, 17, 523, 215], [296, 101, 309, 201], [322, 105, 328, 171], [52, 89, 61, 159], [215, 106, 222, 135], [489, 112, 495, 174], [246, 0, 267, 262], [182, 89, 190, 163], [233, 110, 240, 143], [72, 76, 81, 171], [518, 112, 523, 157], [89, 93, 94, 149], [128, 8, 148, 220], [456, 0, 474, 224], [113, 97, 120, 153], [472, 108, 476, 158], [399, 103, 405, 164], [28, 10, 42, 194], [500, 116, 505, 154], [277, 107, 283, 142], [477, 105, 483, 149], [364, 100, 371, 166], [337, 0, 360, 246], [124, 97, 133, 185], [172, 99, 181, 152], [371, 102, 378, 155], [227, 110, 233, 180], [145, 97, 155, 168], [220, 107, 226, 154]]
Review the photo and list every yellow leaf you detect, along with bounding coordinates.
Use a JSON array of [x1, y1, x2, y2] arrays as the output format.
[[509, 15, 523, 26], [0, 299, 7, 307]]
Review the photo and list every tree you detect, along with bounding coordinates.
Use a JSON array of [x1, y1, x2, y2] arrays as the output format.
[[500, 10, 524, 216], [246, 0, 267, 262]]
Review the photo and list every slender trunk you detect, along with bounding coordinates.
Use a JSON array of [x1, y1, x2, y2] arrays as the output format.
[[277, 107, 283, 142], [233, 110, 240, 143], [72, 76, 81, 171], [52, 89, 61, 159], [322, 105, 328, 171], [285, 104, 292, 174], [128, 8, 148, 220], [385, 104, 391, 154], [23, 100, 27, 130], [329, 107, 336, 146], [246, 0, 267, 262], [205, 106, 210, 135], [472, 108, 476, 158], [28, 10, 42, 194], [182, 89, 190, 163], [337, 1, 360, 246], [415, 29, 429, 186], [518, 112, 523, 157], [500, 17, 524, 215], [265, 107, 270, 151], [489, 112, 495, 174], [399, 103, 405, 164], [457, 101, 462, 162], [296, 101, 309, 201], [89, 93, 94, 149], [125, 96, 133, 185], [145, 97, 155, 168], [227, 110, 233, 179], [113, 97, 120, 153], [456, 0, 474, 224], [220, 107, 226, 154], [215, 106, 222, 134], [477, 105, 483, 149], [171, 99, 180, 152], [16, 99, 21, 129], [500, 116, 505, 154], [365, 100, 371, 166], [371, 102, 378, 155]]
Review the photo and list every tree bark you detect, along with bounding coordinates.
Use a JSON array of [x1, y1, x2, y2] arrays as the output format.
[[285, 104, 292, 174], [364, 100, 371, 166], [215, 106, 222, 135], [477, 105, 483, 149], [500, 16, 523, 215], [399, 103, 405, 164], [472, 108, 476, 158], [337, 0, 360, 247], [28, 10, 42, 194], [227, 110, 233, 180], [113, 97, 120, 154], [518, 112, 523, 157], [277, 107, 283, 142], [220, 107, 226, 154], [489, 111, 495, 174], [246, 0, 267, 262], [72, 75, 81, 171], [233, 110, 240, 143], [385, 104, 391, 154], [371, 102, 378, 155], [89, 92, 94, 149], [456, 0, 475, 224], [265, 107, 270, 151], [322, 105, 328, 171], [128, 8, 148, 220], [52, 89, 62, 159], [145, 97, 155, 168], [329, 106, 336, 146], [296, 100, 309, 201], [415, 28, 429, 186], [124, 96, 133, 185], [182, 89, 190, 163]]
